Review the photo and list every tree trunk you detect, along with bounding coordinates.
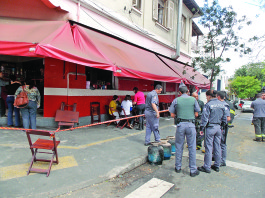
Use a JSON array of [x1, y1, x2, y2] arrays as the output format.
[[210, 68, 214, 89]]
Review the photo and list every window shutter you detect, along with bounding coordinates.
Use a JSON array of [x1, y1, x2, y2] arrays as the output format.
[[167, 0, 174, 29], [132, 0, 137, 7], [153, 0, 158, 20]]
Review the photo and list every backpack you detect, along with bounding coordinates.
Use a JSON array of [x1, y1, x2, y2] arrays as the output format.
[[14, 86, 29, 108]]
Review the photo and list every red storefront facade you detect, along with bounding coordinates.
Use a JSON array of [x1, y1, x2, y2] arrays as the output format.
[[0, 0, 210, 125]]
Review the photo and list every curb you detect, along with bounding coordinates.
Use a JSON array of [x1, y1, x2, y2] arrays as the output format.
[[37, 155, 149, 198], [105, 155, 148, 179]]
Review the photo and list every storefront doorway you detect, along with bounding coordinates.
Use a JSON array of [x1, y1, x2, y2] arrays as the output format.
[[0, 55, 44, 116]]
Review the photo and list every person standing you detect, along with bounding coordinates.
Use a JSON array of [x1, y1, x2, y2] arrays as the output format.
[[132, 87, 145, 130], [15, 79, 40, 129], [223, 91, 235, 125], [251, 93, 265, 142], [144, 84, 162, 146], [0, 71, 9, 117], [262, 92, 265, 100], [169, 85, 200, 177], [5, 75, 21, 127], [192, 92, 204, 150], [109, 95, 120, 124], [216, 91, 231, 167], [198, 90, 226, 173]]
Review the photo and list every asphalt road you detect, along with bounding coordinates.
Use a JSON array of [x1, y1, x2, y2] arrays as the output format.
[[57, 110, 265, 198]]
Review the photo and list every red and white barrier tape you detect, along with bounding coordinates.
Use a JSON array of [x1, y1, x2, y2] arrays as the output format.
[[0, 109, 170, 135]]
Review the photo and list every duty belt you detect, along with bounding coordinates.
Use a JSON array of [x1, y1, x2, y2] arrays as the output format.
[[208, 123, 221, 125], [178, 119, 195, 123]]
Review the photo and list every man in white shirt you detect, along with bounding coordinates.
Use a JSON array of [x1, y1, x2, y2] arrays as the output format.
[[121, 95, 133, 128]]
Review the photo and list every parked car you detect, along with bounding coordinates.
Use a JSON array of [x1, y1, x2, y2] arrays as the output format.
[[234, 100, 243, 110], [242, 101, 254, 112]]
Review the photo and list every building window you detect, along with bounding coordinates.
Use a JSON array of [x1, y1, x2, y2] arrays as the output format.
[[181, 15, 186, 40], [132, 0, 142, 10], [158, 0, 165, 25], [153, 0, 174, 29], [86, 67, 113, 90]]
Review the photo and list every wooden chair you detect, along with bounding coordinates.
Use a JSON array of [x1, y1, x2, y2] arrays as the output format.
[[105, 105, 117, 126], [117, 108, 130, 129], [55, 102, 79, 129], [90, 102, 101, 124], [26, 130, 60, 177]]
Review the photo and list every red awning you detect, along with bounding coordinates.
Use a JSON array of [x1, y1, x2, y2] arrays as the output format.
[[73, 25, 183, 83], [158, 55, 210, 89], [1, 18, 208, 86], [0, 41, 38, 57], [0, 18, 114, 71], [0, 17, 66, 57], [35, 23, 114, 71]]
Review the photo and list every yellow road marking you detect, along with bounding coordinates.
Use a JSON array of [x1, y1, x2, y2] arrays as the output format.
[[0, 125, 174, 150], [0, 156, 78, 181], [0, 124, 174, 181], [59, 124, 173, 149]]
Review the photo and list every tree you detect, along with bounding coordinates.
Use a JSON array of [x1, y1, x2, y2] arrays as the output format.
[[247, 1, 265, 61], [234, 62, 265, 85], [229, 76, 261, 99], [234, 65, 247, 77], [193, 0, 252, 88]]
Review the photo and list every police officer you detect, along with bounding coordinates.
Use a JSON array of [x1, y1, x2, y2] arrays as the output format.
[[169, 84, 200, 177], [251, 93, 265, 142], [216, 91, 231, 167], [262, 92, 265, 100], [192, 92, 204, 150], [198, 90, 226, 173], [144, 84, 163, 146]]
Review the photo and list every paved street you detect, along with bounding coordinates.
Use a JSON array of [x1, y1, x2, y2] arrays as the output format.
[[57, 111, 265, 198], [1, 110, 264, 198]]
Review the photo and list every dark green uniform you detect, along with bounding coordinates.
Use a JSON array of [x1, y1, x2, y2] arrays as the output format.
[[169, 94, 200, 174], [196, 99, 204, 149]]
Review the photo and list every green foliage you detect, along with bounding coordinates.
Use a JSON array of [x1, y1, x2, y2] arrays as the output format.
[[234, 62, 265, 84], [229, 76, 261, 98], [192, 0, 252, 88]]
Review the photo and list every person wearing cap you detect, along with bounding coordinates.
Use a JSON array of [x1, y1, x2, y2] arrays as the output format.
[[109, 95, 120, 124], [132, 87, 145, 130], [169, 83, 200, 177], [218, 91, 235, 166], [192, 92, 204, 150], [198, 90, 227, 174], [144, 84, 163, 146], [251, 93, 265, 142]]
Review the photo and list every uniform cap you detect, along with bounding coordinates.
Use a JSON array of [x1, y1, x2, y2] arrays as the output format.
[[179, 81, 187, 88]]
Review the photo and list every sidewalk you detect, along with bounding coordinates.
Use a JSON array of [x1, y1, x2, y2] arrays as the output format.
[[0, 117, 176, 198]]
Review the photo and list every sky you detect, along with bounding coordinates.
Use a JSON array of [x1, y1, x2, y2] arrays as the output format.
[[194, 0, 265, 77]]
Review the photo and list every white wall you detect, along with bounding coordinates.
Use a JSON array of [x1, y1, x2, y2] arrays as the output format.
[[48, 0, 198, 63]]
